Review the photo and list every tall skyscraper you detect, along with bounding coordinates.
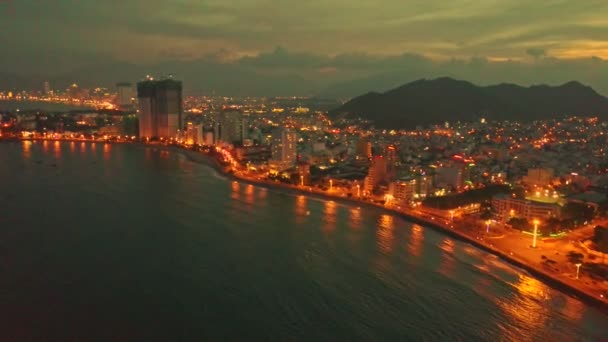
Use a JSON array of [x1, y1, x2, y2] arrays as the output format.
[[363, 156, 387, 193], [137, 78, 183, 138], [216, 111, 246, 145], [43, 81, 51, 95], [271, 127, 297, 167], [116, 82, 135, 108]]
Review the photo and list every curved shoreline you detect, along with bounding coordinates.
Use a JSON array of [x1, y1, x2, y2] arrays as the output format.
[[174, 147, 608, 314], [6, 138, 608, 313]]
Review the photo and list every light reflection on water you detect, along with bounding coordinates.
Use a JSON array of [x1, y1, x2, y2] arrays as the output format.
[[53, 141, 61, 158], [438, 238, 456, 277], [561, 295, 585, 322], [22, 140, 31, 159], [295, 195, 307, 224], [258, 187, 267, 199], [376, 214, 395, 254], [408, 224, 424, 257], [0, 142, 605, 341], [103, 143, 111, 160], [244, 184, 255, 205], [231, 181, 240, 200], [496, 275, 550, 335], [349, 207, 362, 230], [322, 200, 337, 234]]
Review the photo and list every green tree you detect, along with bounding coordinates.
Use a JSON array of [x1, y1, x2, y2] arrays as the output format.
[[593, 226, 608, 264], [480, 209, 493, 220], [539, 224, 553, 237], [507, 217, 529, 230], [422, 185, 510, 210], [542, 217, 562, 235], [566, 251, 584, 264], [562, 202, 595, 225]]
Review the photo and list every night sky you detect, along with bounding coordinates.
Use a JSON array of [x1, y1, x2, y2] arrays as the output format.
[[1, 0, 607, 94]]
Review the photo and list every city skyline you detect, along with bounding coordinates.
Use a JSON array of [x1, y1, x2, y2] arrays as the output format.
[[1, 2, 608, 339], [1, 1, 608, 96]]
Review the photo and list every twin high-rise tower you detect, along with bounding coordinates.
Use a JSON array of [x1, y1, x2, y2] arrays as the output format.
[[137, 77, 183, 139]]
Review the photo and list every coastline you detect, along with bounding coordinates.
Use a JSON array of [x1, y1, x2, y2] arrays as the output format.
[[174, 147, 608, 314], [6, 138, 608, 313]]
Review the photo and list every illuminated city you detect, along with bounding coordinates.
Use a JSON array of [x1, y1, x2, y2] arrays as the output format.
[[2, 81, 608, 308], [1, 0, 608, 340]]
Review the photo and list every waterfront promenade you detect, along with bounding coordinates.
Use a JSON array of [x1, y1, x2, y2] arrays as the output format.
[[228, 167, 608, 312], [184, 147, 608, 313]]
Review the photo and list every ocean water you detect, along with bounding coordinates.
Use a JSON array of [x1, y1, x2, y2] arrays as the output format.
[[0, 140, 607, 341]]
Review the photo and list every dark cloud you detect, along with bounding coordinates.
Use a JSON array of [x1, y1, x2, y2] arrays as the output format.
[[239, 47, 328, 68], [526, 48, 546, 59], [158, 49, 200, 61], [0, 0, 607, 95], [3, 0, 607, 61]]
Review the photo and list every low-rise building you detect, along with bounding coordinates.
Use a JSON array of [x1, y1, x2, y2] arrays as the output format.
[[492, 193, 562, 222], [388, 178, 416, 205]]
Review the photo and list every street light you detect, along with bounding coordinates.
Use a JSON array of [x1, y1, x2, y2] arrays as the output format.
[[356, 184, 361, 197], [532, 219, 540, 248], [300, 175, 304, 186], [385, 194, 393, 206], [485, 220, 491, 233], [575, 263, 582, 279], [329, 179, 333, 191], [449, 210, 454, 221]]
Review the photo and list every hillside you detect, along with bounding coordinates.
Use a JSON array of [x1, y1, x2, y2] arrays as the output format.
[[330, 77, 608, 128]]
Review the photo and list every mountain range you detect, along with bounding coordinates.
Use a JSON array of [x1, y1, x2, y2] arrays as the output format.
[[329, 77, 608, 128]]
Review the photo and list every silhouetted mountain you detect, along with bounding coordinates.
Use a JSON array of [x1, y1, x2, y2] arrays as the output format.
[[319, 71, 430, 99], [330, 77, 608, 128]]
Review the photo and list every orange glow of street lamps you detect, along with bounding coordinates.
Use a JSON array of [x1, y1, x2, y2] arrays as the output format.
[[532, 219, 540, 248]]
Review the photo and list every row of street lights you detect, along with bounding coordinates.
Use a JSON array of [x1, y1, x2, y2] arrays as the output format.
[[244, 169, 587, 282]]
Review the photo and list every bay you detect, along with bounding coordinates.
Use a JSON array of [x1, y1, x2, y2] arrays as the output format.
[[0, 141, 606, 341]]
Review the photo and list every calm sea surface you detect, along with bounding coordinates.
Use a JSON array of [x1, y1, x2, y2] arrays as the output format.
[[1, 141, 607, 341]]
